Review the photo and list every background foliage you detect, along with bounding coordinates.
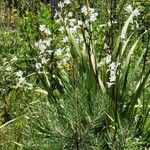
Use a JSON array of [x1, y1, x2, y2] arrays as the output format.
[[0, 0, 150, 149]]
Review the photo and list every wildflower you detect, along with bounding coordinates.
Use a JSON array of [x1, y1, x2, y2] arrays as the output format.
[[35, 39, 46, 53], [77, 20, 83, 26], [48, 50, 53, 55], [62, 36, 69, 43], [85, 20, 89, 27], [16, 70, 23, 77], [41, 57, 47, 64], [134, 9, 140, 16], [59, 26, 65, 32], [54, 12, 59, 18], [66, 47, 70, 52], [65, 51, 71, 58], [81, 5, 88, 15], [64, 0, 71, 4], [35, 63, 42, 70], [68, 12, 73, 17], [107, 62, 118, 88], [78, 34, 84, 42], [106, 82, 114, 88], [58, 1, 64, 8], [104, 43, 109, 49], [56, 48, 62, 56], [69, 26, 77, 34], [81, 5, 98, 22], [105, 55, 111, 64], [69, 19, 76, 27], [109, 62, 116, 70], [39, 24, 51, 35], [18, 77, 26, 84], [125, 5, 133, 13], [16, 77, 27, 88], [90, 12, 98, 22], [109, 71, 116, 82], [44, 28, 51, 35], [6, 65, 12, 71], [39, 24, 46, 32], [43, 39, 51, 46]]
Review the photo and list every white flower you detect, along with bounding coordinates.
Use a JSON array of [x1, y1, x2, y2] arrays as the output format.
[[78, 34, 84, 42], [107, 21, 111, 27], [68, 12, 73, 17], [43, 39, 51, 46], [69, 19, 76, 27], [35, 39, 46, 53], [65, 52, 71, 58], [85, 20, 90, 27], [34, 42, 38, 47], [69, 26, 77, 34], [48, 50, 53, 55], [106, 82, 114, 88], [39, 24, 46, 32], [107, 61, 118, 88], [36, 63, 42, 70], [77, 20, 83, 26], [41, 57, 47, 64], [56, 48, 62, 56], [109, 71, 116, 82], [54, 12, 59, 18], [62, 36, 69, 43], [105, 55, 111, 64], [64, 0, 71, 4], [58, 1, 64, 8], [16, 70, 23, 77], [18, 77, 26, 84], [104, 43, 109, 49], [59, 26, 65, 32], [39, 44, 46, 53], [81, 5, 98, 22], [109, 62, 116, 70], [134, 9, 140, 16], [66, 47, 70, 52], [81, 5, 88, 15], [16, 76, 27, 88], [62, 58, 68, 65], [44, 28, 51, 35], [39, 24, 51, 35], [90, 12, 98, 22], [125, 5, 133, 13], [6, 65, 12, 71]]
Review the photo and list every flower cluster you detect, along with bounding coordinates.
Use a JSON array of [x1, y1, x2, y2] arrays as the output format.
[[35, 38, 51, 53], [57, 0, 71, 9], [15, 70, 32, 89], [107, 61, 120, 88], [81, 5, 98, 22], [34, 23, 72, 71], [34, 25, 53, 70], [39, 24, 51, 35], [125, 5, 140, 16]]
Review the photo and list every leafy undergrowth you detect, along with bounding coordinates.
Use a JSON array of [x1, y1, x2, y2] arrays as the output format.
[[0, 0, 150, 149]]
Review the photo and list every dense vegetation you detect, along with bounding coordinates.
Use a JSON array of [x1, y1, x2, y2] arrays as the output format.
[[0, 0, 150, 149]]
